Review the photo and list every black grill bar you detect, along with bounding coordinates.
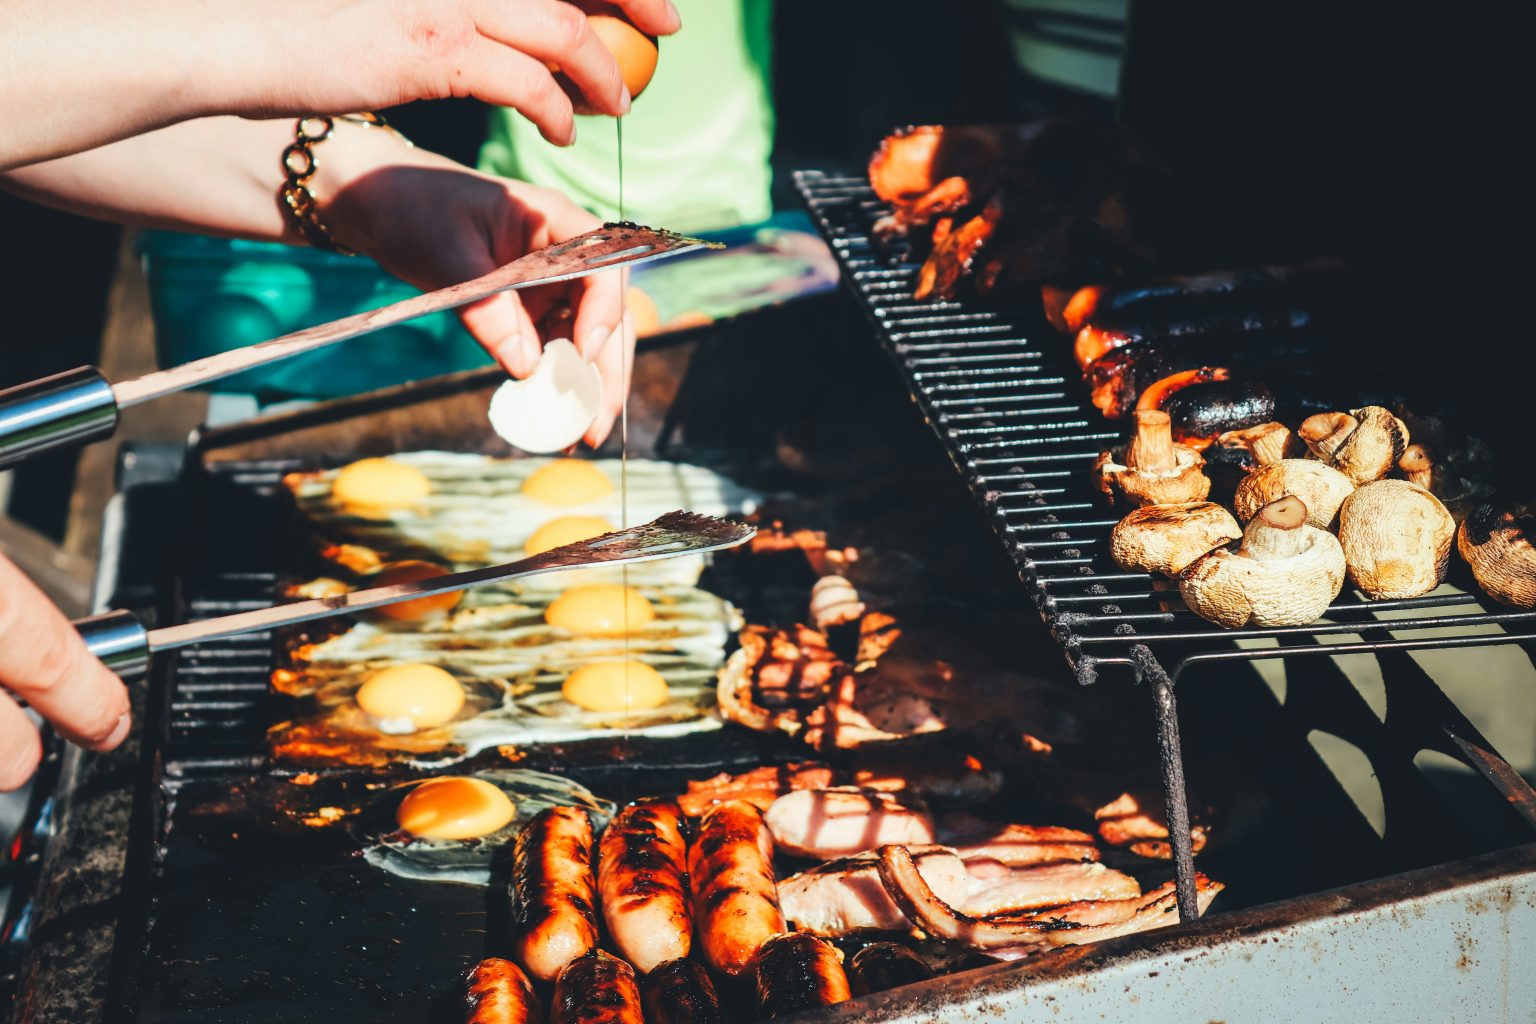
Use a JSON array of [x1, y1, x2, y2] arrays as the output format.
[[795, 166, 1536, 925]]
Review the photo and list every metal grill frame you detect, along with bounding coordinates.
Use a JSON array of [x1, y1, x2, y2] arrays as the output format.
[[794, 168, 1536, 920]]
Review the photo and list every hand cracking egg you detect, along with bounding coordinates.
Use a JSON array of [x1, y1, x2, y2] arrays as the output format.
[[522, 459, 615, 506], [525, 515, 615, 556], [331, 457, 432, 517], [488, 339, 602, 454], [554, 4, 660, 115], [359, 769, 614, 884], [545, 584, 656, 636], [395, 776, 515, 840], [563, 660, 670, 712], [356, 663, 466, 732]]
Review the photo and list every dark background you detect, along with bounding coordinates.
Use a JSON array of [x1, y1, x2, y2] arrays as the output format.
[[0, 0, 1515, 540]]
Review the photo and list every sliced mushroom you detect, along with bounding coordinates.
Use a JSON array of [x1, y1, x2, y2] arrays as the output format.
[[1232, 459, 1355, 529], [1110, 502, 1243, 578], [1180, 495, 1346, 628], [1337, 480, 1455, 599], [1093, 410, 1211, 509], [1458, 500, 1536, 608], [1298, 406, 1410, 484]]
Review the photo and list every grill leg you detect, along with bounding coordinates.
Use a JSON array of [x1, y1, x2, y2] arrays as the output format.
[[1135, 646, 1200, 924]]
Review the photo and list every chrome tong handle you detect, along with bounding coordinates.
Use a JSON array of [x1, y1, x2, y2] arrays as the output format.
[[0, 367, 119, 471], [73, 610, 151, 679]]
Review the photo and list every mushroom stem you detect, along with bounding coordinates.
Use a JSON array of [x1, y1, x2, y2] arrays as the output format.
[[1298, 412, 1357, 460], [1240, 495, 1311, 561], [1399, 444, 1433, 490], [1128, 410, 1176, 474]]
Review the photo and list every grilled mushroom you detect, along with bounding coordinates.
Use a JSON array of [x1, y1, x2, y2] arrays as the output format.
[[1180, 495, 1346, 628], [1298, 406, 1409, 485], [1232, 459, 1354, 529], [1397, 444, 1434, 490], [1110, 502, 1243, 578], [1216, 421, 1296, 467], [1337, 480, 1455, 599], [1093, 410, 1210, 508], [1458, 500, 1536, 608]]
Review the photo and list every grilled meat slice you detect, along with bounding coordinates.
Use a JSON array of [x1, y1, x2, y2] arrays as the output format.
[[935, 817, 1101, 866], [914, 191, 1007, 301], [1094, 791, 1211, 858], [850, 748, 1003, 807], [678, 762, 835, 818], [765, 788, 935, 860], [780, 848, 1137, 937], [868, 124, 1039, 204]]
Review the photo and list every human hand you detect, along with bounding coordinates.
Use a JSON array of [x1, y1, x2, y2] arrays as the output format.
[[321, 125, 633, 446], [0, 555, 131, 790]]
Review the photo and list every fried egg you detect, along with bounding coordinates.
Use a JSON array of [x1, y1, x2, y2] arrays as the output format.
[[331, 457, 432, 517], [284, 452, 759, 592], [525, 515, 615, 556], [545, 584, 656, 636], [562, 661, 670, 712], [356, 663, 466, 732], [367, 560, 462, 621], [359, 769, 612, 884]]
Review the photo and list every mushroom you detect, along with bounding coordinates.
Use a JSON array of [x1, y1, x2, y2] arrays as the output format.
[[1110, 502, 1243, 578], [1298, 406, 1409, 484], [1180, 495, 1346, 628], [1337, 480, 1455, 599], [1458, 500, 1536, 608], [1232, 459, 1355, 529], [1093, 410, 1210, 509], [1397, 443, 1434, 490], [1216, 421, 1297, 467]]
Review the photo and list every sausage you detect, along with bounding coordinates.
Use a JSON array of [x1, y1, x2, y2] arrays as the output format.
[[687, 800, 785, 977], [752, 933, 852, 1018], [640, 958, 722, 1024], [464, 957, 542, 1024], [1083, 333, 1315, 419], [597, 799, 691, 973], [550, 950, 642, 1024], [510, 806, 599, 983], [847, 942, 934, 996], [1152, 377, 1277, 447], [1072, 306, 1314, 370]]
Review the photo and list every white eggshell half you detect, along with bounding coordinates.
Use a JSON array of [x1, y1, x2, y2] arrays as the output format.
[[487, 339, 602, 454]]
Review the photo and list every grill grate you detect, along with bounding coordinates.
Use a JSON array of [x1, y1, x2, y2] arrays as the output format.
[[793, 170, 1536, 685], [794, 167, 1536, 921]]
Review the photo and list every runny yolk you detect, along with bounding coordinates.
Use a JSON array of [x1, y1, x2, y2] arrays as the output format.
[[395, 777, 516, 840], [525, 515, 615, 556], [545, 584, 655, 636], [331, 457, 432, 517], [562, 660, 669, 713], [521, 459, 614, 506], [356, 663, 465, 731]]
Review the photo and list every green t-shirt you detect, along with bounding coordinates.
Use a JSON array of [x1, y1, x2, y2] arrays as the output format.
[[480, 0, 775, 234]]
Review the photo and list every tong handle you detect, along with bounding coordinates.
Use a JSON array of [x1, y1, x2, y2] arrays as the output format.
[[73, 610, 151, 680], [0, 366, 119, 471]]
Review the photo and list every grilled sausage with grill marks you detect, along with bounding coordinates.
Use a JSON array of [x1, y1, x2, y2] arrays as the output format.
[[550, 950, 642, 1024], [753, 933, 852, 1018], [847, 942, 934, 996], [597, 799, 691, 973], [640, 958, 722, 1024], [511, 806, 599, 983], [464, 958, 542, 1024], [688, 800, 785, 977]]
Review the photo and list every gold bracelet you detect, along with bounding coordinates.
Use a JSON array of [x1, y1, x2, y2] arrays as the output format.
[[279, 112, 411, 255]]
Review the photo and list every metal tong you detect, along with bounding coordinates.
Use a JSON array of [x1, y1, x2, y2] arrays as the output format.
[[0, 224, 713, 471], [73, 510, 755, 679]]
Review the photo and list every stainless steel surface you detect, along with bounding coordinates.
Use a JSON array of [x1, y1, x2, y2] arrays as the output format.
[[0, 367, 117, 471], [72, 511, 754, 674], [111, 223, 713, 409]]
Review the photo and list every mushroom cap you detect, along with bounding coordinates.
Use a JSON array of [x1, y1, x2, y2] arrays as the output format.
[[1232, 459, 1355, 529], [1337, 480, 1454, 600], [1458, 501, 1536, 608], [1093, 443, 1211, 508], [1299, 405, 1410, 485], [1180, 525, 1345, 628], [1110, 502, 1243, 578], [1216, 421, 1296, 466]]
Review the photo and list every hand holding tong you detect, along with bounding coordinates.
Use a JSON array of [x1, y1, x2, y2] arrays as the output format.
[[0, 223, 712, 471], [73, 511, 755, 680]]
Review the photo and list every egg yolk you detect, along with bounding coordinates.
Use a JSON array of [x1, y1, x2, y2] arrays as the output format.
[[545, 584, 656, 636], [562, 661, 670, 713], [395, 777, 516, 840], [522, 459, 614, 506], [356, 663, 465, 730], [368, 561, 461, 621], [525, 515, 614, 556], [332, 457, 431, 516]]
